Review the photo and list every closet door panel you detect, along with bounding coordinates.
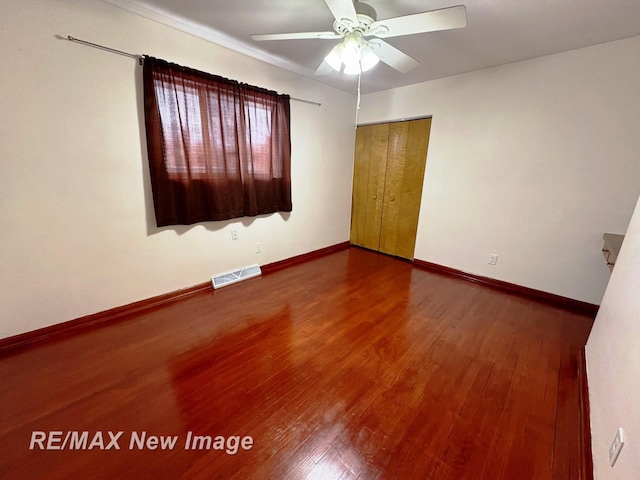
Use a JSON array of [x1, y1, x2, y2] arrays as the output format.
[[350, 123, 390, 250], [378, 122, 408, 257], [379, 118, 431, 259]]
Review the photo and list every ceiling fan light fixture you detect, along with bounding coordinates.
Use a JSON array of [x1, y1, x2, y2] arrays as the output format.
[[359, 44, 379, 72], [343, 61, 361, 75], [327, 31, 380, 75], [324, 43, 344, 71], [341, 36, 361, 66]]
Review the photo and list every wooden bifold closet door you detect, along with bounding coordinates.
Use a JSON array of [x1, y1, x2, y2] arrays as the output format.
[[350, 118, 431, 260]]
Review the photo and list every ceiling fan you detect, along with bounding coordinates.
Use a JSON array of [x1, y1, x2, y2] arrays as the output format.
[[251, 0, 467, 76]]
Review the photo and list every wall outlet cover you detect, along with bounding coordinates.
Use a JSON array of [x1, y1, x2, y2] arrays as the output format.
[[609, 427, 625, 467]]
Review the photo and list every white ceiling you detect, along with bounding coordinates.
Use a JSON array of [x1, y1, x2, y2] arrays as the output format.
[[104, 0, 640, 94]]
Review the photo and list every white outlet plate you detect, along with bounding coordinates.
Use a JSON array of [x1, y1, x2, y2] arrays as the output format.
[[488, 254, 498, 265], [231, 229, 238, 241], [609, 427, 625, 467], [255, 242, 261, 254]]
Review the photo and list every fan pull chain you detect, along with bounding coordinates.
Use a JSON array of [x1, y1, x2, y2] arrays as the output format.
[[355, 72, 361, 127]]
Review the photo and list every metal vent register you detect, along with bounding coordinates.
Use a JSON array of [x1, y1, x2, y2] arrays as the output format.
[[211, 264, 262, 289]]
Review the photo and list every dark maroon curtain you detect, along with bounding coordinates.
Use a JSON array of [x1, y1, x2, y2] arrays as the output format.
[[143, 56, 292, 227]]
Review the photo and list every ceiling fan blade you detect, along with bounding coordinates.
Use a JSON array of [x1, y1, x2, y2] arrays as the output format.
[[252, 31, 341, 41], [371, 40, 419, 73], [314, 61, 335, 76], [324, 0, 358, 24], [371, 5, 467, 38]]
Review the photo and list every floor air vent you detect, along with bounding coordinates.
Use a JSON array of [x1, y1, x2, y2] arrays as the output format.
[[211, 264, 262, 289]]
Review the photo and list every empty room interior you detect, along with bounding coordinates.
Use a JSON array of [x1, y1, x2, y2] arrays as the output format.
[[2, 0, 640, 478]]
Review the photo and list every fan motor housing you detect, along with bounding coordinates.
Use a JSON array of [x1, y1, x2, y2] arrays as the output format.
[[355, 2, 377, 23], [334, 2, 377, 34]]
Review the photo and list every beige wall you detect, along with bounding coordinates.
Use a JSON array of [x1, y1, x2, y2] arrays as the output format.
[[358, 36, 640, 305], [586, 194, 640, 479], [0, 0, 356, 339]]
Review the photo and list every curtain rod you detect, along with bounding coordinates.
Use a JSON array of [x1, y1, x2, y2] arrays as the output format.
[[65, 35, 322, 107]]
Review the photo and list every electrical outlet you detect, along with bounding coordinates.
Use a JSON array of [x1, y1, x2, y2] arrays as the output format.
[[255, 242, 261, 254], [609, 428, 625, 467], [231, 229, 238, 241], [488, 254, 498, 265]]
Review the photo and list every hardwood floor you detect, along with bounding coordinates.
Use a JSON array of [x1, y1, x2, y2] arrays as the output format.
[[0, 248, 594, 479]]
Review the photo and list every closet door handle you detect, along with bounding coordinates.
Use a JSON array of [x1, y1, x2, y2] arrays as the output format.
[[373, 194, 377, 200], [390, 196, 395, 202]]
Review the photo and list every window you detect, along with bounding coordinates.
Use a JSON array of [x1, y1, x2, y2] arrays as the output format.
[[143, 57, 292, 227]]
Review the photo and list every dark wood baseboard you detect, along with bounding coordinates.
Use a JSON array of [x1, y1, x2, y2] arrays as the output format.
[[578, 348, 594, 480], [261, 241, 350, 274], [0, 282, 213, 356], [413, 259, 599, 316], [0, 241, 351, 355]]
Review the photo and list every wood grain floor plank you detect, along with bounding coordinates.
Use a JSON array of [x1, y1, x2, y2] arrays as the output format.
[[0, 248, 594, 479]]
